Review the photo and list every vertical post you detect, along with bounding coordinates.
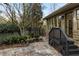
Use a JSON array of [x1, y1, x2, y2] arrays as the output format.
[[53, 28, 54, 46], [65, 37, 68, 55], [60, 29, 61, 40]]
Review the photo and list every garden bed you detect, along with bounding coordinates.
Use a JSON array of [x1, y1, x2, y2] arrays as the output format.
[[0, 33, 43, 50], [0, 38, 43, 50]]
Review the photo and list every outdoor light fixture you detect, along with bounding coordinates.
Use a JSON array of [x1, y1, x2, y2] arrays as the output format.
[[59, 15, 64, 20]]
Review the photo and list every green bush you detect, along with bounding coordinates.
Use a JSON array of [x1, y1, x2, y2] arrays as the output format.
[[0, 23, 20, 33], [27, 27, 45, 38], [0, 33, 42, 45], [18, 36, 27, 43], [0, 35, 28, 45]]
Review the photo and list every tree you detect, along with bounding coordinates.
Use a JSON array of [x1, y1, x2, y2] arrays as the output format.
[[28, 3, 43, 37], [0, 3, 32, 36], [0, 3, 43, 37], [31, 3, 42, 26], [0, 16, 7, 24]]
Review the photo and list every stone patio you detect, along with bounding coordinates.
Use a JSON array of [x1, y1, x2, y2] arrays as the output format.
[[0, 37, 61, 56]]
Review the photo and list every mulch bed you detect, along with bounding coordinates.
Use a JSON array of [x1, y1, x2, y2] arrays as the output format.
[[0, 38, 43, 50]]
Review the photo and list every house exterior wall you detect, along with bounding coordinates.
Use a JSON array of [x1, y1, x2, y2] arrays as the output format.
[[47, 9, 79, 41], [60, 16, 65, 32], [46, 15, 66, 33], [47, 18, 52, 32], [46, 7, 79, 42], [73, 8, 79, 42]]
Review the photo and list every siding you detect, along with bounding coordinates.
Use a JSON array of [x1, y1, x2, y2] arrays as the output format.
[[73, 9, 79, 41]]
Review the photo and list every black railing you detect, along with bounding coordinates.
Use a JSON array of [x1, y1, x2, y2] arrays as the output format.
[[49, 27, 69, 55]]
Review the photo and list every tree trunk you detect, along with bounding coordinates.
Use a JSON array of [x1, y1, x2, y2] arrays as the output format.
[[18, 25, 25, 36]]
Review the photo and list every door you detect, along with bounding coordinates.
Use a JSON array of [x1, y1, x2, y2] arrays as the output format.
[[65, 12, 73, 38]]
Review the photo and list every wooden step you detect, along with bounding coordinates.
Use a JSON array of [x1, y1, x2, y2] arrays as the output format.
[[69, 48, 79, 55], [68, 44, 78, 49], [70, 54, 79, 56], [67, 40, 74, 44], [67, 38, 74, 44]]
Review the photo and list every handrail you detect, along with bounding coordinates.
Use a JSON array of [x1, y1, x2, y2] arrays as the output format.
[[49, 27, 69, 55], [60, 28, 69, 55]]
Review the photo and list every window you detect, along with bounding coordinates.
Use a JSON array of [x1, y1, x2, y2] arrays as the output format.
[[76, 10, 79, 20], [76, 10, 79, 29]]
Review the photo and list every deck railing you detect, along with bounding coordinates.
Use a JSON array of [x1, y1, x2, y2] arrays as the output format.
[[49, 27, 69, 55]]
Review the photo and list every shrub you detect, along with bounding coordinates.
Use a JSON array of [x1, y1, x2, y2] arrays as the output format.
[[0, 23, 20, 33], [0, 33, 42, 45], [27, 27, 45, 38], [18, 36, 27, 43], [0, 35, 28, 45], [11, 36, 19, 44]]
